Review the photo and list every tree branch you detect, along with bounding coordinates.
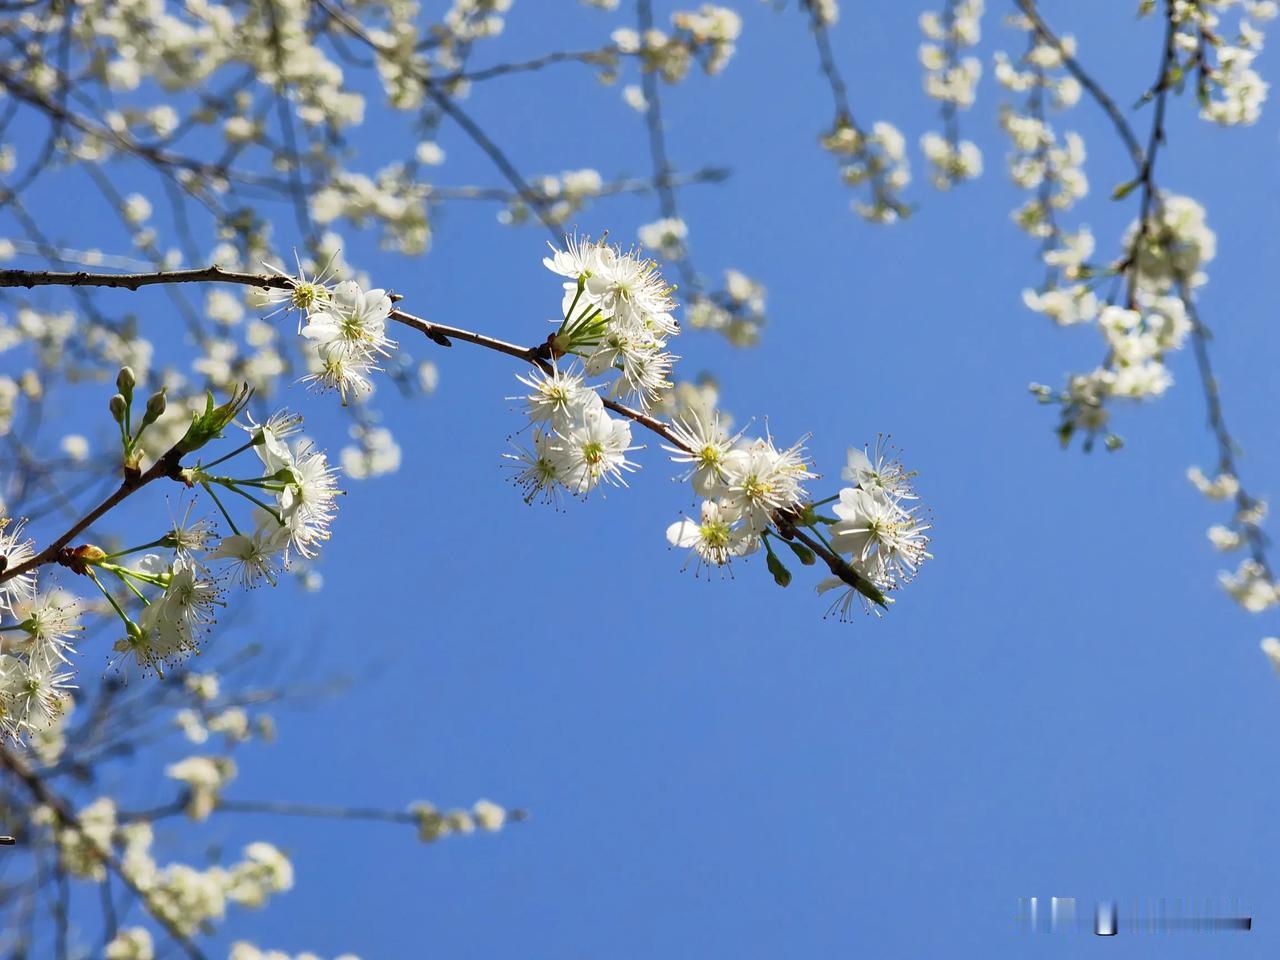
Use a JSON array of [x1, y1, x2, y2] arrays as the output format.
[[0, 265, 882, 598]]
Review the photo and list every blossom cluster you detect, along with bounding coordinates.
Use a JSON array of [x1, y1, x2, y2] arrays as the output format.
[[919, 0, 985, 189], [9, 641, 516, 955], [665, 432, 932, 617], [820, 119, 912, 223], [310, 168, 432, 255], [498, 237, 932, 614], [1187, 460, 1278, 648], [638, 216, 690, 260], [0, 388, 342, 740], [611, 4, 744, 81], [685, 268, 769, 347], [1027, 195, 1216, 448], [36, 795, 294, 936], [284, 273, 397, 406], [0, 576, 80, 741], [1155, 0, 1276, 126], [506, 238, 678, 500], [498, 168, 607, 227]]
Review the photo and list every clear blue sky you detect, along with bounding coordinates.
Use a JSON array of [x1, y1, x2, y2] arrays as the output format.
[[13, 1, 1280, 956]]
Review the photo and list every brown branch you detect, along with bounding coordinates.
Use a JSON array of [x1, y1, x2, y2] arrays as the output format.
[[0, 265, 882, 599], [0, 443, 186, 585], [426, 166, 730, 203], [448, 46, 620, 84]]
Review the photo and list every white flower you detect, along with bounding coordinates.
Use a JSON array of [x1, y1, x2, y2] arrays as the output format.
[[9, 590, 82, 665], [278, 442, 340, 560], [226, 842, 294, 906], [60, 434, 89, 461], [473, 799, 507, 831], [638, 217, 688, 257], [504, 429, 566, 505], [831, 487, 931, 586], [666, 500, 759, 572], [1263, 637, 1280, 674], [0, 519, 36, 613], [261, 251, 337, 319], [842, 437, 918, 502], [156, 561, 224, 643], [720, 435, 813, 533], [116, 561, 223, 674], [296, 279, 393, 405], [295, 280, 391, 407], [1208, 524, 1243, 551], [175, 708, 209, 744], [166, 502, 218, 561], [542, 234, 605, 280], [0, 653, 74, 735], [302, 350, 378, 404], [186, 672, 220, 701], [1127, 194, 1217, 293], [105, 927, 154, 960], [210, 518, 290, 587], [122, 194, 152, 225], [1188, 466, 1239, 501], [246, 410, 303, 474], [301, 279, 395, 361], [610, 346, 675, 409], [514, 366, 601, 430], [166, 755, 236, 821], [1220, 559, 1278, 612], [815, 576, 889, 621], [341, 425, 402, 480], [576, 241, 675, 330], [552, 409, 638, 494], [664, 410, 743, 496]]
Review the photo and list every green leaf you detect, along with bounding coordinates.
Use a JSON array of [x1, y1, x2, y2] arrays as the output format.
[[178, 384, 253, 455], [1111, 179, 1139, 200]]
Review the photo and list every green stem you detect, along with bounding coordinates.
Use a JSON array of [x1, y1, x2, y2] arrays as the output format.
[[110, 568, 151, 604], [221, 483, 283, 523], [104, 537, 169, 560], [200, 437, 258, 471], [561, 275, 586, 325], [222, 477, 287, 491], [97, 562, 168, 588], [201, 482, 242, 536], [85, 568, 135, 629]]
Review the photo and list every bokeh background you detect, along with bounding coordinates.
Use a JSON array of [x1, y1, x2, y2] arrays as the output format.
[[9, 1, 1280, 956]]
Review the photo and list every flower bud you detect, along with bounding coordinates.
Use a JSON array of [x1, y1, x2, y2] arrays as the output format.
[[786, 540, 817, 566], [116, 366, 136, 401], [766, 549, 792, 587], [142, 389, 167, 425], [68, 544, 108, 565], [109, 393, 127, 424]]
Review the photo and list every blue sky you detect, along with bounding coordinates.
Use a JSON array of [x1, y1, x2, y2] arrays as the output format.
[[11, 1, 1280, 957]]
